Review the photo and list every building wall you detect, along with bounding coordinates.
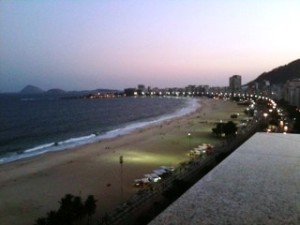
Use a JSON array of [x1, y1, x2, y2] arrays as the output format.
[[229, 75, 242, 92], [283, 79, 300, 107]]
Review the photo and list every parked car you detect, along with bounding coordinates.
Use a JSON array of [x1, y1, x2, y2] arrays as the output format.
[[144, 173, 162, 182], [134, 178, 151, 187]]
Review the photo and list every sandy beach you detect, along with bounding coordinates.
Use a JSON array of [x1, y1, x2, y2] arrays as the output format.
[[0, 97, 247, 225]]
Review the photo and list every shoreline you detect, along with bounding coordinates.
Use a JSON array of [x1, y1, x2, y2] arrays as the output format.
[[0, 97, 247, 225], [0, 97, 198, 165]]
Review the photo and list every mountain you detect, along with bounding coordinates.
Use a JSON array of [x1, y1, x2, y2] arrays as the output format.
[[20, 85, 45, 94], [252, 59, 300, 85], [18, 85, 121, 96], [46, 88, 66, 95]]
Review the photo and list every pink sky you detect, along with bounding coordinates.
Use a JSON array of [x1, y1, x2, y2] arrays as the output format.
[[1, 1, 300, 92]]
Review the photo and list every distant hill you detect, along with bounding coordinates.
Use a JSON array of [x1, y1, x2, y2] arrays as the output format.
[[46, 88, 66, 95], [20, 85, 45, 94], [18, 85, 121, 97], [251, 59, 300, 85]]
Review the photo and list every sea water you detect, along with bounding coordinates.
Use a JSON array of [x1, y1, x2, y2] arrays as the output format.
[[0, 94, 199, 164]]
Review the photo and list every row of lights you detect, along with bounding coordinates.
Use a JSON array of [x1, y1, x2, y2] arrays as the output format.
[[265, 97, 289, 134]]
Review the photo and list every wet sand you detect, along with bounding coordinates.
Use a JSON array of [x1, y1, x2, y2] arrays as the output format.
[[0, 97, 246, 225]]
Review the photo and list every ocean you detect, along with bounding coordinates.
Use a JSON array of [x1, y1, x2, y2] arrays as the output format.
[[0, 94, 198, 164]]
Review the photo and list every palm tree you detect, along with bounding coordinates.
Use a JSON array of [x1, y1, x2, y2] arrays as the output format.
[[73, 196, 86, 222], [34, 194, 97, 225], [58, 194, 76, 225], [84, 195, 97, 225]]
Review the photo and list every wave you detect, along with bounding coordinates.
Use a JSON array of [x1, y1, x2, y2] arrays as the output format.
[[58, 134, 97, 145], [96, 98, 199, 139], [24, 143, 55, 153], [0, 98, 200, 165]]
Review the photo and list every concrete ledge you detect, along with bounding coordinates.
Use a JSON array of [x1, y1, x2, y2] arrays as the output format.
[[149, 133, 300, 225]]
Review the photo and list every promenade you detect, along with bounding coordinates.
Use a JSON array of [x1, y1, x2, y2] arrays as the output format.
[[98, 114, 261, 225], [0, 98, 248, 225]]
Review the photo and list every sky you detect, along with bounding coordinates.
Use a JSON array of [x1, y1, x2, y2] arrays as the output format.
[[1, 0, 300, 92]]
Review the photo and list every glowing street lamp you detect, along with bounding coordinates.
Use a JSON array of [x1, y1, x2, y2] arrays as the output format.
[[279, 120, 284, 132], [188, 133, 191, 149], [263, 113, 268, 123], [283, 125, 288, 134], [220, 120, 223, 136], [262, 113, 269, 131]]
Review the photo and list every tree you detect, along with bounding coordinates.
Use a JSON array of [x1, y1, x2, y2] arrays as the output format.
[[212, 122, 224, 137], [224, 121, 238, 137], [212, 121, 237, 137], [73, 196, 86, 221], [85, 195, 97, 225], [34, 194, 97, 225], [34, 218, 47, 225], [58, 194, 76, 225], [293, 111, 300, 133], [46, 211, 59, 225]]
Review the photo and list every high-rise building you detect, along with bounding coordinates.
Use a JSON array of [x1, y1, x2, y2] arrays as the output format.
[[283, 79, 300, 107], [137, 84, 146, 95], [229, 75, 242, 92]]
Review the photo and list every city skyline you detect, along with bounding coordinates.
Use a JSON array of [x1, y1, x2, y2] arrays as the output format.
[[1, 1, 300, 92]]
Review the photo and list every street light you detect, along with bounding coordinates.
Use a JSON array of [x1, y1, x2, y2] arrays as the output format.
[[279, 120, 284, 132], [263, 113, 269, 131], [119, 155, 124, 203], [283, 125, 288, 134], [188, 133, 191, 149]]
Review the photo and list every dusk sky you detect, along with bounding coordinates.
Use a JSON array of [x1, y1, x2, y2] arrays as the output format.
[[1, 1, 300, 92]]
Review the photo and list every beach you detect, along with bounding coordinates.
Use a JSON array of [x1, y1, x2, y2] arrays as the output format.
[[0, 97, 247, 225]]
